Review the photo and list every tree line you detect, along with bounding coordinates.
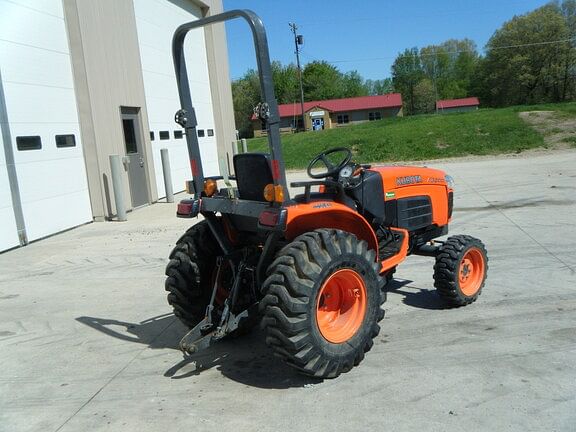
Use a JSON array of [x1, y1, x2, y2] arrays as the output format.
[[232, 1, 576, 137]]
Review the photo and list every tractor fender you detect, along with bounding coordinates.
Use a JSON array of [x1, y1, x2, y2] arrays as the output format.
[[284, 201, 379, 259]]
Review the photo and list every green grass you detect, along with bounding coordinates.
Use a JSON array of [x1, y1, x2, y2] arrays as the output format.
[[247, 102, 576, 169]]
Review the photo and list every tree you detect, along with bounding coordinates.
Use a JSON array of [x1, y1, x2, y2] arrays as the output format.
[[413, 78, 436, 114], [340, 71, 369, 98], [392, 48, 424, 115], [302, 61, 344, 101], [271, 61, 300, 104], [479, 4, 574, 106], [365, 78, 393, 95], [231, 69, 260, 138], [558, 0, 576, 100], [420, 39, 479, 100]]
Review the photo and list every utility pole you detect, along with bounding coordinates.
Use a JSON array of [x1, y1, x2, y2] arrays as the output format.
[[289, 22, 306, 132]]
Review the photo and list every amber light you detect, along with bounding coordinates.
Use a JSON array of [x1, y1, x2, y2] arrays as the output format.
[[203, 179, 218, 197], [263, 184, 285, 203]]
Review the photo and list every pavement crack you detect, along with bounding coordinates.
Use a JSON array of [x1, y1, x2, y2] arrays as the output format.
[[459, 178, 575, 275]]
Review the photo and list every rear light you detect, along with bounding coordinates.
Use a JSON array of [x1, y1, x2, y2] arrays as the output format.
[[177, 199, 200, 218], [203, 179, 218, 197], [263, 183, 285, 203], [258, 209, 287, 228]]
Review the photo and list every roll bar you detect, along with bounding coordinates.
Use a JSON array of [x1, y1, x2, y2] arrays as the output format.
[[172, 9, 289, 201]]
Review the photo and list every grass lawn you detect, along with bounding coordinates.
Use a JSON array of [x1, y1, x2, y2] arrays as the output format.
[[246, 102, 576, 169]]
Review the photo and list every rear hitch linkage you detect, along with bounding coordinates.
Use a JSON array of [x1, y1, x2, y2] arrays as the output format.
[[178, 252, 253, 356]]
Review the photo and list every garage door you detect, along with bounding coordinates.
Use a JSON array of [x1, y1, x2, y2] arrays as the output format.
[[134, 0, 219, 198], [0, 0, 92, 245]]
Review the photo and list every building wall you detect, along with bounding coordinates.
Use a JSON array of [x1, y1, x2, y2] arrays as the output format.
[[252, 117, 296, 138], [65, 0, 234, 217], [305, 107, 331, 131], [438, 106, 478, 114], [64, 0, 157, 219], [0, 0, 92, 252], [331, 107, 403, 127], [251, 105, 404, 137]]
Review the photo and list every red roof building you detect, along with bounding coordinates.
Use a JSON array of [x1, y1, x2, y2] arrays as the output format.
[[252, 93, 403, 136], [436, 97, 480, 113]]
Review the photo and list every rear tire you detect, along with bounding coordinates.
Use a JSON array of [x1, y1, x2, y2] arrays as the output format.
[[261, 229, 385, 378], [165, 221, 218, 328], [433, 235, 488, 306]]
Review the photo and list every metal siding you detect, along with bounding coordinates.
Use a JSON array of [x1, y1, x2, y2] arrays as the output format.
[[0, 0, 92, 244]]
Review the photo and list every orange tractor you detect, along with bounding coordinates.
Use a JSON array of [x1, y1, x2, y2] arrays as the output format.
[[166, 10, 488, 378]]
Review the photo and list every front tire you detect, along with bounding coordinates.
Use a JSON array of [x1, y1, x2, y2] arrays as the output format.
[[433, 235, 488, 306], [261, 229, 385, 378]]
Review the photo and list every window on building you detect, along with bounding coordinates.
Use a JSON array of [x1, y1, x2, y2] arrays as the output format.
[[197, 129, 205, 137], [16, 136, 42, 151], [150, 131, 155, 141], [55, 134, 76, 148], [207, 129, 214, 137], [159, 131, 169, 140], [174, 130, 183, 139], [368, 112, 382, 121], [337, 114, 349, 124]]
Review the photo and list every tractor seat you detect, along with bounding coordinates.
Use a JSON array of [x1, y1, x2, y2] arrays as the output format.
[[233, 152, 274, 202]]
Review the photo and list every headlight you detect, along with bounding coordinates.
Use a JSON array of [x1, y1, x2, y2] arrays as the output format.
[[445, 175, 455, 189]]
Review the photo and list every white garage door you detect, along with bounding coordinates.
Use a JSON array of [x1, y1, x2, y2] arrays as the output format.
[[0, 0, 92, 245], [134, 0, 219, 198]]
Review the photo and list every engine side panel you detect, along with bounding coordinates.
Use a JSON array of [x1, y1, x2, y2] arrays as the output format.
[[368, 167, 451, 228]]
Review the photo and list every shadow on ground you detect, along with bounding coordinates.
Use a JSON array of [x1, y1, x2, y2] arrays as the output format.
[[76, 279, 447, 388], [76, 314, 321, 389], [385, 278, 448, 310]]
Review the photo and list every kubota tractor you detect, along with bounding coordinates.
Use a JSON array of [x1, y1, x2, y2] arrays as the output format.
[[165, 10, 488, 378]]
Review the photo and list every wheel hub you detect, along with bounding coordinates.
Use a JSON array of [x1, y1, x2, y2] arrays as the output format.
[[458, 248, 485, 296], [316, 269, 367, 343]]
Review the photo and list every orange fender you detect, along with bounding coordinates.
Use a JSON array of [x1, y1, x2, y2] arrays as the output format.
[[284, 201, 379, 259]]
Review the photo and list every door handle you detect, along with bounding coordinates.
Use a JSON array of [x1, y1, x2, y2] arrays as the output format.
[[139, 156, 144, 167]]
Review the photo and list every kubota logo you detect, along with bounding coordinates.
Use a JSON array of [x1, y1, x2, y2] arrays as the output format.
[[396, 175, 422, 186]]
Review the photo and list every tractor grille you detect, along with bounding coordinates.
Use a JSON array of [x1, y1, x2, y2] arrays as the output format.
[[448, 191, 454, 218], [397, 196, 432, 231]]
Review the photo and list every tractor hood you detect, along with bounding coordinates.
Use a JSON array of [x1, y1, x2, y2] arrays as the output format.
[[369, 166, 448, 190]]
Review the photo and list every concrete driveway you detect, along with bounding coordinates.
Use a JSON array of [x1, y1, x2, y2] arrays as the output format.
[[1, 150, 575, 432]]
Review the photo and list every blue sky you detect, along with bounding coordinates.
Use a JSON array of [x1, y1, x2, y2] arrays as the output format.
[[222, 0, 550, 81]]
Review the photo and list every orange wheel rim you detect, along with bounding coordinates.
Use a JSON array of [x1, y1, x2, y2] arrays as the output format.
[[316, 269, 367, 343], [459, 248, 485, 296]]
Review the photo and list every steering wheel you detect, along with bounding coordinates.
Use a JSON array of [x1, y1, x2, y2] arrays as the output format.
[[307, 147, 352, 179]]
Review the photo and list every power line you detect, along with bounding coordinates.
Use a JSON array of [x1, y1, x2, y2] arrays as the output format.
[[315, 37, 576, 64]]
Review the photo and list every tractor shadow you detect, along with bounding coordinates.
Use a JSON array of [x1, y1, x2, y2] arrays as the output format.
[[76, 314, 322, 389], [385, 278, 448, 310]]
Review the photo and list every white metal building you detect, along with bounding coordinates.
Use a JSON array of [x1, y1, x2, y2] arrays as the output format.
[[0, 0, 235, 253]]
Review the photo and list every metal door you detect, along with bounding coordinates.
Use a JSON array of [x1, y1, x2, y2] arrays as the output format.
[[121, 112, 149, 208]]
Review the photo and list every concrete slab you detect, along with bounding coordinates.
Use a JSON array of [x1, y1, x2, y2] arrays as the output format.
[[1, 150, 575, 432]]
